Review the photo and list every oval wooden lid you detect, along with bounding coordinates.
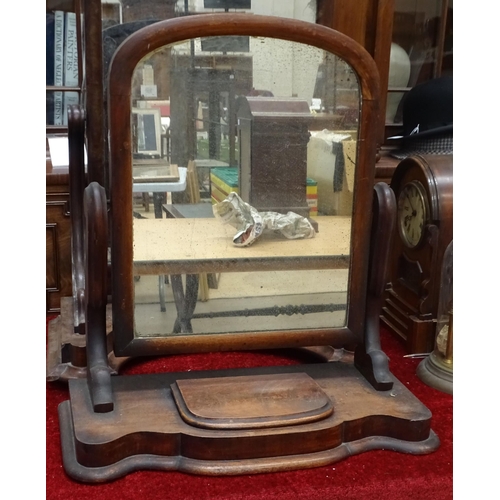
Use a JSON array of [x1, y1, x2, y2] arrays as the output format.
[[171, 372, 333, 430]]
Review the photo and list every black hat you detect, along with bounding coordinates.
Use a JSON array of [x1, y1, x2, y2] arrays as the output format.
[[389, 76, 453, 159]]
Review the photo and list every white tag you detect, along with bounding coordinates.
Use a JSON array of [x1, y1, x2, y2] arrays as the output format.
[[410, 124, 420, 135]]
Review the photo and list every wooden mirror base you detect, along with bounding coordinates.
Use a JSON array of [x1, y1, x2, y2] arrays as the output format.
[[46, 299, 347, 383], [47, 298, 129, 382], [58, 360, 439, 483]]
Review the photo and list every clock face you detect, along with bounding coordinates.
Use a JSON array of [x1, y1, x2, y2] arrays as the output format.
[[397, 180, 429, 248]]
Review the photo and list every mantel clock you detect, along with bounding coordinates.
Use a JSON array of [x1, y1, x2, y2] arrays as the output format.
[[381, 154, 453, 353]]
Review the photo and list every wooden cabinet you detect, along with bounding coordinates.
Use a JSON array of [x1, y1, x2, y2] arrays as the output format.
[[46, 169, 72, 314]]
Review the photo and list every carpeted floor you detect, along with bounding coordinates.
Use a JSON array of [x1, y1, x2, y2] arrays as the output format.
[[46, 321, 452, 500]]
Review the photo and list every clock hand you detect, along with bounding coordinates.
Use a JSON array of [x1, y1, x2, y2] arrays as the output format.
[[405, 194, 416, 212]]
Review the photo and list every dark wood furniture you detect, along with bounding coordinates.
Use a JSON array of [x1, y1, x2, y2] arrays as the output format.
[[56, 14, 439, 482], [46, 166, 72, 314], [380, 154, 453, 353], [47, 105, 129, 381], [46, 101, 85, 317]]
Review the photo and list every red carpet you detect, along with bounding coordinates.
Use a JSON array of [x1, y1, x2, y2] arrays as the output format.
[[46, 321, 452, 499]]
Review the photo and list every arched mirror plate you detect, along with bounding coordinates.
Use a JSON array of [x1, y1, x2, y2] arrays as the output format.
[[129, 35, 360, 338]]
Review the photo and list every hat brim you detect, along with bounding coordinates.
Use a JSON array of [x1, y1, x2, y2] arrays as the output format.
[[387, 124, 453, 141], [390, 148, 453, 160]]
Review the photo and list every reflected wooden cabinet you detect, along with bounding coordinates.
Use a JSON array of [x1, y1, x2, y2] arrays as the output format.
[[237, 97, 312, 217]]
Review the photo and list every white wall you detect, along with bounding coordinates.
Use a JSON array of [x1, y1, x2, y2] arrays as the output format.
[[186, 0, 316, 21], [250, 39, 322, 102]]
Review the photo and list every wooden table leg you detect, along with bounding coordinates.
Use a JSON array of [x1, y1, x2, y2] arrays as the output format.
[[153, 192, 166, 218], [170, 274, 199, 333]]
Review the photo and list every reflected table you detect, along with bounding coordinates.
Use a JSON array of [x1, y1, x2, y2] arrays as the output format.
[[133, 167, 188, 310], [133, 166, 187, 218], [133, 216, 351, 333]]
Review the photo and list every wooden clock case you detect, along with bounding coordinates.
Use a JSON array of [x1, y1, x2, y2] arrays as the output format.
[[56, 14, 439, 483], [381, 154, 453, 354]]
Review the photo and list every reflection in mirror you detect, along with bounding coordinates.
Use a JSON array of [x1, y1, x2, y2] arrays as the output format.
[[130, 35, 360, 338]]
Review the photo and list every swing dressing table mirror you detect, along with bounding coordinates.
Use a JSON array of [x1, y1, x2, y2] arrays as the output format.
[[58, 14, 439, 482]]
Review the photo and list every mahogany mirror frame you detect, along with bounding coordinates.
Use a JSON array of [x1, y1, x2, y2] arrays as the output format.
[[107, 13, 381, 358]]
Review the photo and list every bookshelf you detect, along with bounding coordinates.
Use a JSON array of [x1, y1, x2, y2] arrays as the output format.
[[46, 0, 83, 313], [46, 0, 82, 132]]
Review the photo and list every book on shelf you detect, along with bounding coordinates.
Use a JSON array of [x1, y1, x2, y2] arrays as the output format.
[[47, 10, 80, 126], [46, 12, 55, 124], [53, 10, 64, 126], [63, 11, 79, 126]]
